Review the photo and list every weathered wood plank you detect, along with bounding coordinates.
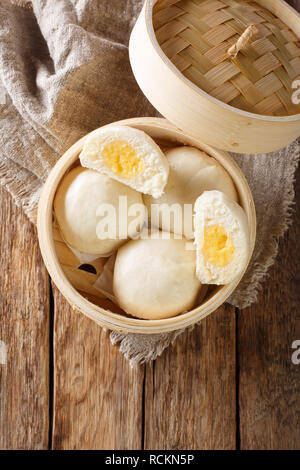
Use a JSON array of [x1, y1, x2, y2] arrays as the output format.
[[51, 285, 144, 450], [0, 187, 49, 450], [238, 164, 300, 450], [144, 304, 236, 450]]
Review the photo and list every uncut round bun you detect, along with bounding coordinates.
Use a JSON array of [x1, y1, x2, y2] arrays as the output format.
[[113, 235, 201, 320], [144, 147, 238, 239], [54, 166, 146, 255]]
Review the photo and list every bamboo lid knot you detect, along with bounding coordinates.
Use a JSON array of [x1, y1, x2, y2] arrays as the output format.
[[227, 24, 258, 59]]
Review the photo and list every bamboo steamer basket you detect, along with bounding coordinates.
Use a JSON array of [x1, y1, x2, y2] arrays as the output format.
[[129, 0, 300, 154], [37, 117, 256, 334]]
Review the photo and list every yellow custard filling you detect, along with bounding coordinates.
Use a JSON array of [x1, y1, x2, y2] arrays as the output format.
[[202, 225, 234, 267], [102, 141, 144, 179]]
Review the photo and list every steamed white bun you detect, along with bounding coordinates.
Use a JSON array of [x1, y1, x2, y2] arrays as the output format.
[[79, 125, 169, 198], [54, 166, 146, 255], [194, 190, 250, 285], [113, 234, 201, 319], [144, 146, 238, 239]]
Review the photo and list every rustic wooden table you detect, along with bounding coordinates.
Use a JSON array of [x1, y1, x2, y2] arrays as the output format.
[[0, 1, 300, 450]]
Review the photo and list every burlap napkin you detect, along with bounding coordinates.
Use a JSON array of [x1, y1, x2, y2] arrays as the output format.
[[0, 0, 299, 366]]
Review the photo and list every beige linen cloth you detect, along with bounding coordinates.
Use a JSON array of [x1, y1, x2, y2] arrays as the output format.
[[0, 0, 299, 366]]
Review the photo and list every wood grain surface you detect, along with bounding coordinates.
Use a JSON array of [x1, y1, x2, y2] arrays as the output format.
[[238, 163, 300, 450], [51, 285, 144, 450], [0, 187, 49, 450], [144, 305, 236, 450], [0, 0, 299, 451]]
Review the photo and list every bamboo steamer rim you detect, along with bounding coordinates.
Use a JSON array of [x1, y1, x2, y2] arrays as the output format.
[[143, 0, 300, 122], [37, 118, 256, 334]]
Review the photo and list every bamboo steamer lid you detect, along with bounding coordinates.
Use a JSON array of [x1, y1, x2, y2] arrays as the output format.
[[129, 0, 300, 153]]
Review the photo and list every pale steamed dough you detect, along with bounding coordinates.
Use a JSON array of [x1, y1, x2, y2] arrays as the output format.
[[79, 125, 169, 198], [194, 191, 250, 285], [113, 235, 201, 319], [54, 166, 146, 255], [144, 147, 238, 239]]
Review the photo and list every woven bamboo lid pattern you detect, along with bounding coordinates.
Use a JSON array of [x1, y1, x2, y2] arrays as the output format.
[[153, 0, 300, 116]]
